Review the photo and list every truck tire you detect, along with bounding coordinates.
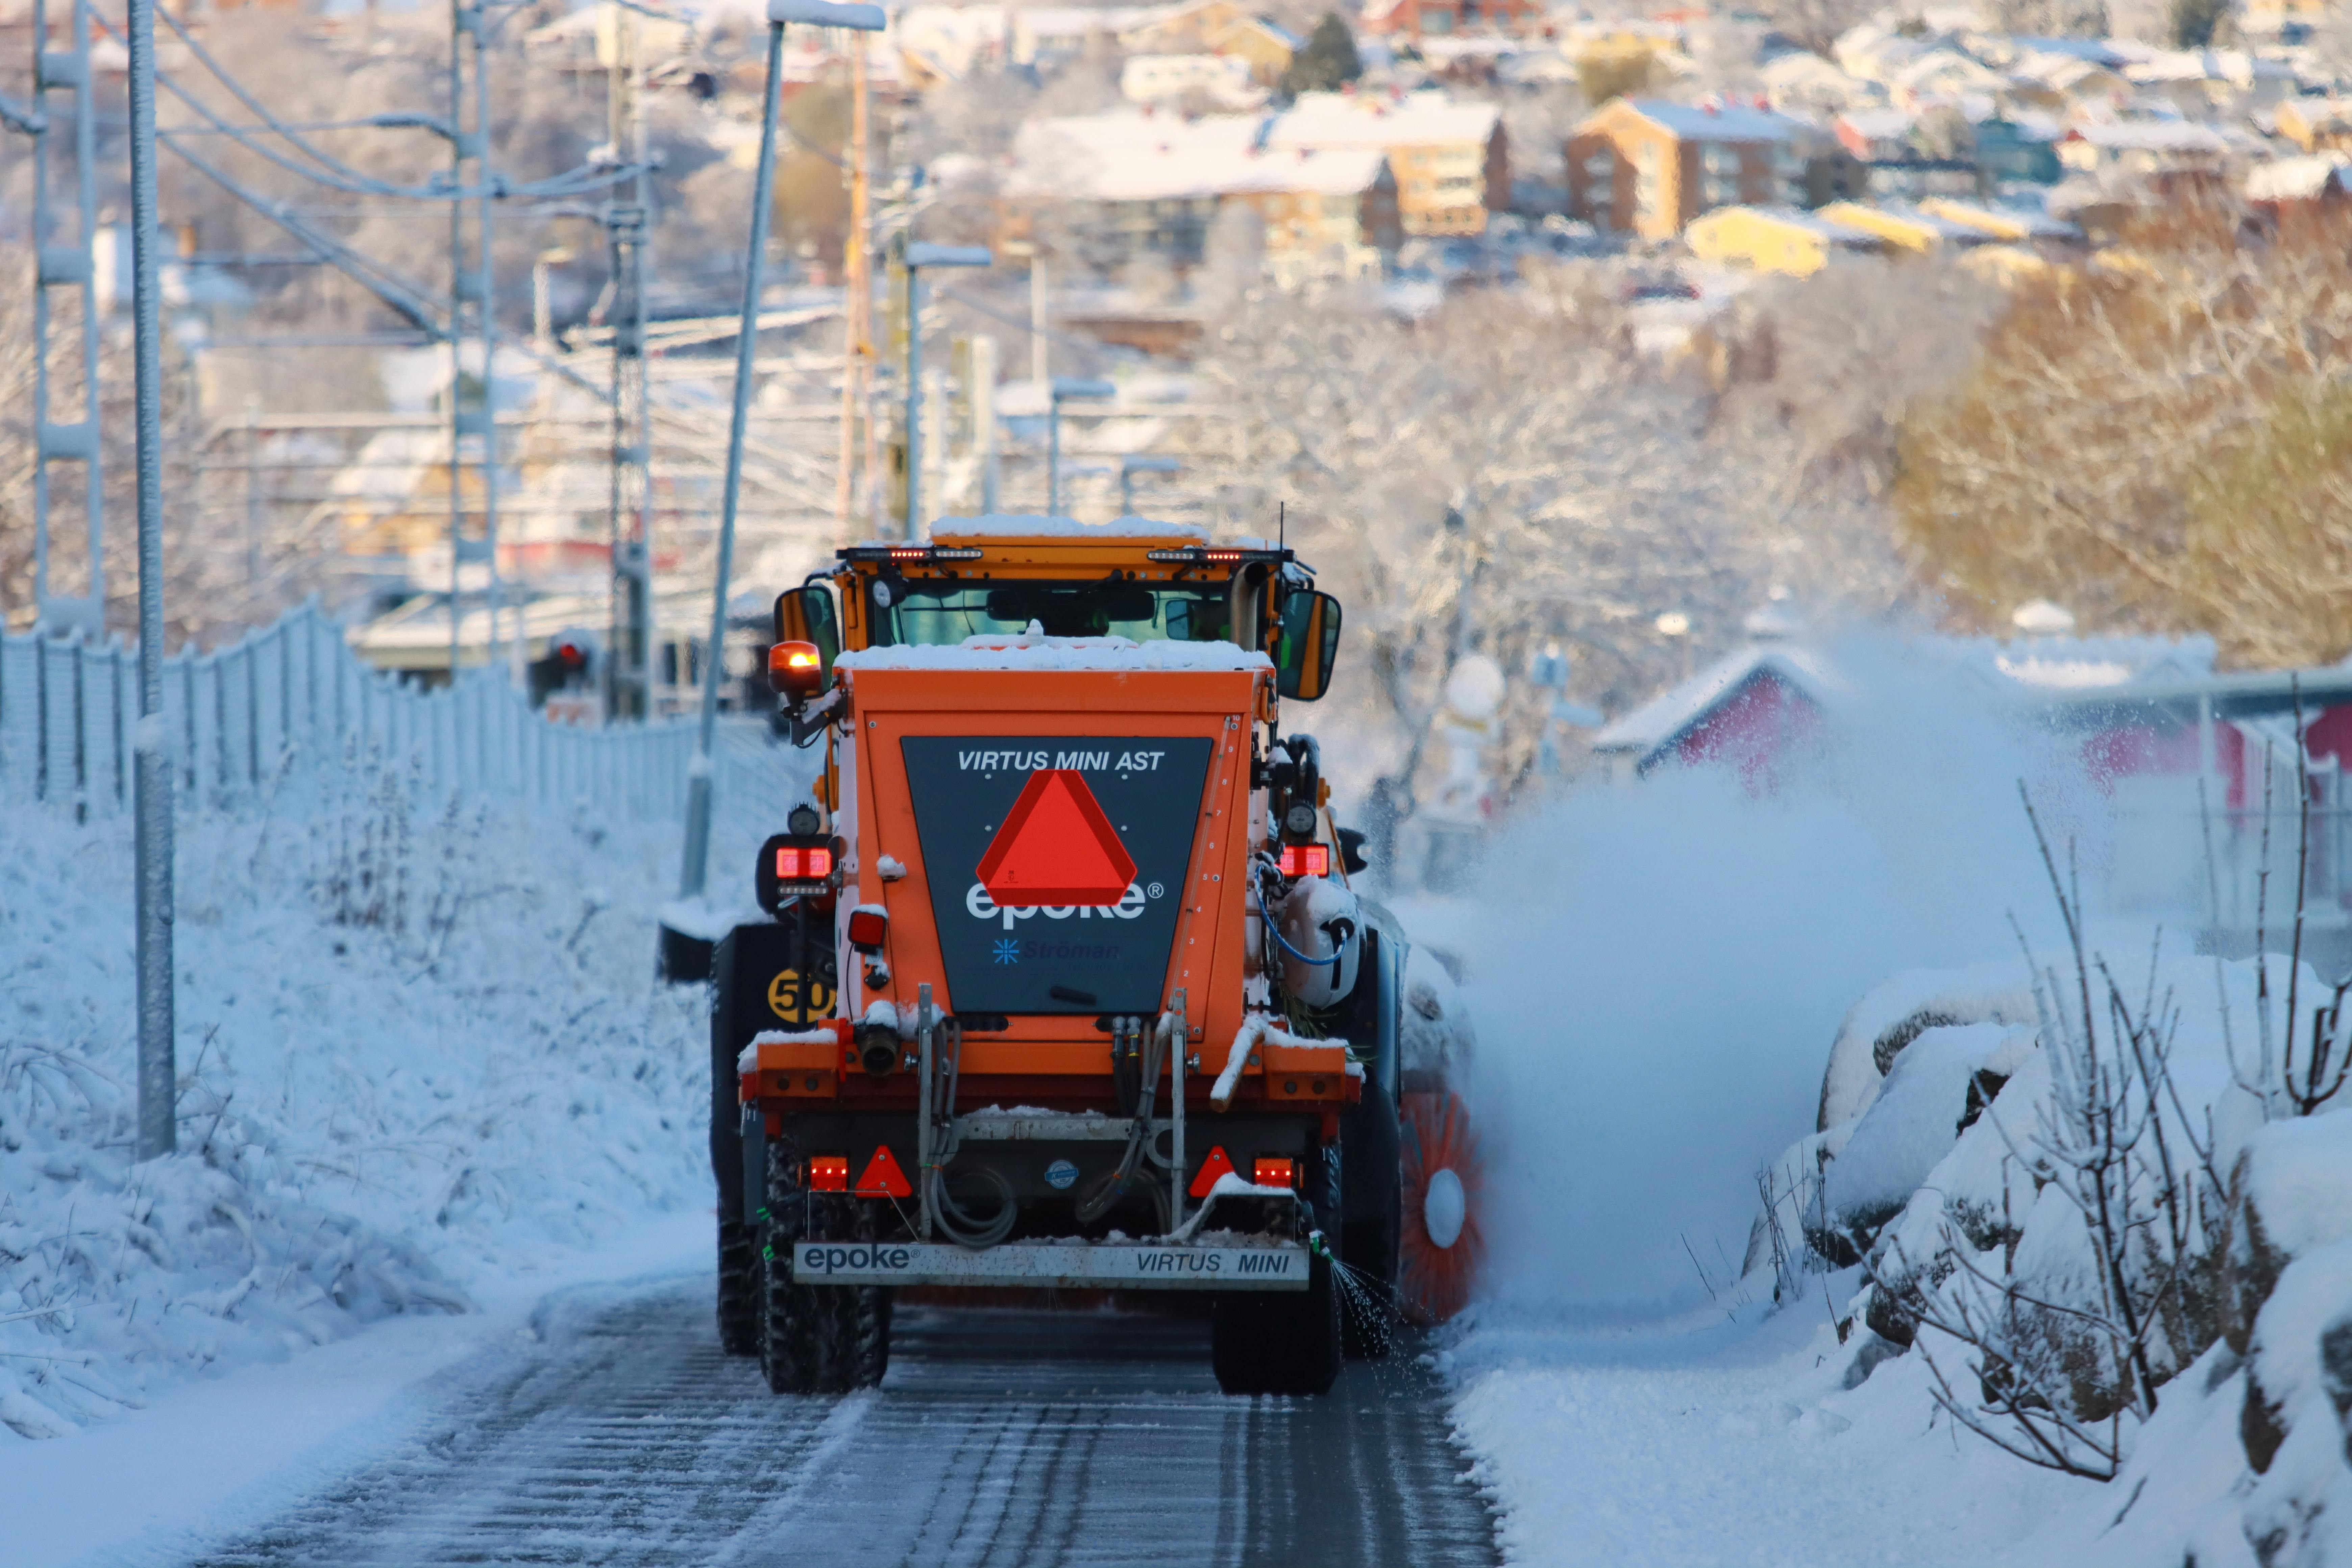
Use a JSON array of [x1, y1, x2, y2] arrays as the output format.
[[759, 1140, 823, 1395], [717, 1216, 760, 1356], [819, 1199, 893, 1391], [1210, 1249, 1343, 1396]]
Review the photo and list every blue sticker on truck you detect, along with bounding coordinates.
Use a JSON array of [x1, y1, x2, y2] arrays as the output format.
[[900, 735, 1213, 1015]]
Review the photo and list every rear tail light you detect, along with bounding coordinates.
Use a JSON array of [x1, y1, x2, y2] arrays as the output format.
[[1252, 1156, 1296, 1188], [846, 906, 888, 952], [774, 845, 835, 879], [809, 1155, 850, 1192], [1277, 844, 1329, 878], [769, 640, 824, 697]]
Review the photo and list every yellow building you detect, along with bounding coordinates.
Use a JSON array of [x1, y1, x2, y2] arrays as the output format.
[[1683, 204, 1882, 275], [1915, 198, 2082, 247], [1207, 15, 1299, 85], [1814, 200, 1986, 254]]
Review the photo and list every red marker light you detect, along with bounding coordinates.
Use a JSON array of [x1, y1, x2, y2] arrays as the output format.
[[1277, 844, 1329, 878], [1252, 1156, 1297, 1188], [809, 1154, 850, 1192], [846, 906, 887, 950]]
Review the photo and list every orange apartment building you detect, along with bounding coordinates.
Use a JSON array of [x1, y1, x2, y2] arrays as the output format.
[[1567, 97, 1818, 240]]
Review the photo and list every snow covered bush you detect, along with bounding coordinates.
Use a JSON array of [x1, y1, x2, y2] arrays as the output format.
[[0, 755, 709, 1441]]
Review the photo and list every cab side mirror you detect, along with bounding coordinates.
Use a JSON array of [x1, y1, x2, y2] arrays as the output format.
[[1275, 588, 1343, 702], [773, 584, 840, 693]]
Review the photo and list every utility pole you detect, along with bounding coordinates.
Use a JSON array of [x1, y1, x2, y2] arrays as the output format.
[[972, 333, 999, 513], [605, 4, 654, 719], [28, 0, 105, 637], [444, 0, 500, 684], [1029, 257, 1048, 390], [683, 0, 888, 905], [834, 30, 871, 548], [126, 0, 173, 1160]]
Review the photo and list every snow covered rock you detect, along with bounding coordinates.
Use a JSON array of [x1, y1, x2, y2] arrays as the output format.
[[1822, 1022, 2017, 1244], [1815, 964, 2036, 1132]]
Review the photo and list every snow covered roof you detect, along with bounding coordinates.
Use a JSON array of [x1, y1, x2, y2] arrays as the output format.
[[2066, 119, 2228, 153], [1593, 645, 1840, 757], [1623, 98, 1812, 142], [926, 513, 1210, 541], [1265, 90, 1502, 150], [1839, 107, 1917, 142], [837, 625, 1271, 673], [1006, 114, 1391, 201], [2246, 154, 2348, 201]]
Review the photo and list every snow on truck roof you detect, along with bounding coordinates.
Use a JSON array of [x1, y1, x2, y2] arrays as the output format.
[[922, 514, 1211, 542], [836, 623, 1272, 674]]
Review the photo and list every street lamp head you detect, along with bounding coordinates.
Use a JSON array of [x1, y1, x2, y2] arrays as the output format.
[[1120, 455, 1182, 476], [1050, 376, 1118, 402], [766, 0, 888, 27], [903, 242, 994, 270]]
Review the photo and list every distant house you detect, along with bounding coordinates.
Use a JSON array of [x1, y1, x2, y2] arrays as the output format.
[[1121, 52, 1259, 106], [1973, 118, 2063, 184], [1004, 113, 1402, 278], [1263, 91, 1508, 236], [2275, 98, 2352, 154], [1684, 204, 1884, 274], [1760, 49, 1876, 116], [1117, 0, 1254, 54], [2245, 154, 2352, 218], [1358, 0, 1544, 39], [1591, 645, 1835, 782], [1915, 196, 2082, 247], [1835, 107, 1915, 161], [1207, 14, 1299, 84], [1568, 97, 1819, 240], [1815, 198, 1990, 252], [2057, 120, 2230, 176]]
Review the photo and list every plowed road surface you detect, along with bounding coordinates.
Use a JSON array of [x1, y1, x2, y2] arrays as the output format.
[[184, 1285, 1500, 1567]]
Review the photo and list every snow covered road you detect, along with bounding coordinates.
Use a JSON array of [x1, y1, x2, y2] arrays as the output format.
[[170, 1279, 1498, 1567]]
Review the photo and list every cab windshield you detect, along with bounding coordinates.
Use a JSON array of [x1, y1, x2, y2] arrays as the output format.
[[870, 577, 1236, 647]]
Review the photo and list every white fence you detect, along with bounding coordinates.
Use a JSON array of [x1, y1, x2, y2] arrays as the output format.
[[0, 602, 797, 837]]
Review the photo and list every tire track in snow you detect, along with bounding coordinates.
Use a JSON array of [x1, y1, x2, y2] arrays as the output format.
[[186, 1285, 1497, 1568]]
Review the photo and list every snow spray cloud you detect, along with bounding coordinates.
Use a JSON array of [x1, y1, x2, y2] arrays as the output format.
[[1443, 632, 2111, 1316]]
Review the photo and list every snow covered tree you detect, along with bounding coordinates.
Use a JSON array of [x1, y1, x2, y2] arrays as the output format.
[[1894, 213, 2352, 666]]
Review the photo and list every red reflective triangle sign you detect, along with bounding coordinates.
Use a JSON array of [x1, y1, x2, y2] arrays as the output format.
[[975, 768, 1138, 908], [854, 1144, 913, 1199], [1188, 1145, 1238, 1198]]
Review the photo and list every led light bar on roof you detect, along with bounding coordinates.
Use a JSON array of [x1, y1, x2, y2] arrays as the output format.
[[839, 544, 984, 563], [1144, 546, 1292, 565]]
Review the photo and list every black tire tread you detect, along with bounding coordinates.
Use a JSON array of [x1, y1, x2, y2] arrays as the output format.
[[718, 1217, 760, 1356]]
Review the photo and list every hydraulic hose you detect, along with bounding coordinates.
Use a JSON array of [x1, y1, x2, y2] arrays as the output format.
[[1078, 1012, 1170, 1226], [928, 1163, 1019, 1249]]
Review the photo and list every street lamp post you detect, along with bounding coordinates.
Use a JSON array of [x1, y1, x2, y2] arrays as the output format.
[[1047, 376, 1115, 519], [1118, 454, 1180, 517], [899, 241, 990, 539], [676, 0, 887, 917]]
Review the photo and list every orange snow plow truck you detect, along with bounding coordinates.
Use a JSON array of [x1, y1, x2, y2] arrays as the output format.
[[708, 518, 1469, 1397]]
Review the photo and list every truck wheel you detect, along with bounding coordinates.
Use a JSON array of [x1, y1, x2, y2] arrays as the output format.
[[717, 1216, 759, 1356], [759, 1142, 823, 1395], [1210, 1249, 1342, 1396], [811, 1198, 893, 1391]]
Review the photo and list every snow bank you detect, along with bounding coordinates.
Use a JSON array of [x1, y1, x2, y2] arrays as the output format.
[[0, 760, 724, 1443]]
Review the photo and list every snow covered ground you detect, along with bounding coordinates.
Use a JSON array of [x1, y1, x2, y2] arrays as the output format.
[[1445, 1295, 2096, 1567], [0, 755, 758, 1450]]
